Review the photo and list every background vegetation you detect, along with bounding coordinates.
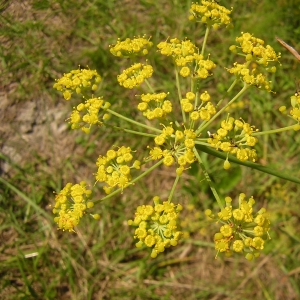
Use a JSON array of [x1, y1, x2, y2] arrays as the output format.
[[1, 0, 300, 299]]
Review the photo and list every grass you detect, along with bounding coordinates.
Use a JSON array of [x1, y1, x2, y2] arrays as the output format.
[[1, 0, 300, 299]]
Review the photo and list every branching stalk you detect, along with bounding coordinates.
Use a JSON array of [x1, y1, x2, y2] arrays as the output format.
[[193, 147, 224, 209], [107, 108, 162, 133], [94, 159, 164, 204]]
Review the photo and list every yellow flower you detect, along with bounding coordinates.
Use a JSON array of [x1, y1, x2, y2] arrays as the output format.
[[54, 68, 102, 98], [53, 181, 94, 232], [137, 92, 172, 120], [189, 1, 232, 27], [227, 33, 280, 91], [95, 146, 140, 193], [128, 197, 183, 258], [117, 63, 153, 89], [210, 193, 271, 259], [110, 36, 153, 57]]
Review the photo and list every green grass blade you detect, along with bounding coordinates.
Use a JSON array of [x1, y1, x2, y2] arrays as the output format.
[[0, 176, 52, 220]]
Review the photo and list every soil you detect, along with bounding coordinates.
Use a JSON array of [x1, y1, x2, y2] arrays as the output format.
[[0, 91, 78, 178]]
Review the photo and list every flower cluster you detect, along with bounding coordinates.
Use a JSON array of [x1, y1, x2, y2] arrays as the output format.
[[157, 38, 216, 79], [289, 93, 300, 122], [128, 196, 183, 258], [207, 117, 258, 164], [51, 1, 282, 264], [117, 63, 153, 89], [206, 193, 271, 260], [157, 38, 196, 58], [53, 68, 102, 100], [109, 36, 153, 57], [227, 62, 272, 91], [228, 33, 280, 91], [188, 0, 232, 29], [234, 32, 279, 65], [137, 92, 173, 120], [53, 181, 99, 232], [95, 146, 141, 194], [150, 124, 197, 175], [68, 97, 111, 133], [181, 91, 216, 122], [278, 93, 300, 131]]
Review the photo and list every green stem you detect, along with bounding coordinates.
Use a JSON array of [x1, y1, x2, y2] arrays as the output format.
[[144, 78, 155, 93], [107, 108, 161, 133], [168, 175, 180, 203], [195, 83, 249, 135], [191, 77, 195, 94], [195, 144, 300, 185], [175, 67, 186, 123], [94, 159, 164, 204], [195, 90, 199, 108], [193, 147, 224, 209], [195, 141, 213, 147], [227, 78, 238, 93], [107, 125, 157, 138], [252, 125, 297, 136], [201, 26, 210, 56]]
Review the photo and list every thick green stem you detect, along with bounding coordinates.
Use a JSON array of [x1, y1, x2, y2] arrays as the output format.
[[195, 143, 300, 185], [196, 83, 250, 135], [94, 159, 164, 204], [193, 147, 224, 209], [195, 141, 213, 147], [168, 175, 180, 203], [107, 108, 161, 133]]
